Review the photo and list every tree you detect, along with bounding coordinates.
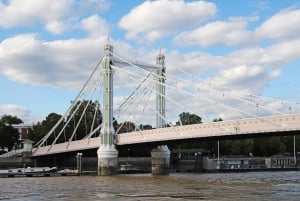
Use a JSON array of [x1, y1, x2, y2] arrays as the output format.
[[67, 100, 102, 140], [220, 139, 254, 155], [28, 113, 63, 144], [0, 115, 22, 150], [117, 121, 136, 133], [213, 117, 223, 122], [28, 100, 103, 144], [253, 137, 286, 156], [176, 112, 202, 125], [1, 114, 23, 125], [139, 124, 153, 130]]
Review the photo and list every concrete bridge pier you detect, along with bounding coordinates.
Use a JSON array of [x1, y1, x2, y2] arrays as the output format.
[[97, 144, 118, 175], [151, 145, 170, 175]]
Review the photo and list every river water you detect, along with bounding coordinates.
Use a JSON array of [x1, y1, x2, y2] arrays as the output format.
[[0, 171, 300, 201]]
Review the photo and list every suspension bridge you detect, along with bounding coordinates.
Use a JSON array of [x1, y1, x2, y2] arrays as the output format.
[[1, 40, 300, 175]]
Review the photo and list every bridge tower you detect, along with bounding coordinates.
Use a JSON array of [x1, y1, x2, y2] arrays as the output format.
[[97, 40, 118, 176], [151, 50, 171, 175]]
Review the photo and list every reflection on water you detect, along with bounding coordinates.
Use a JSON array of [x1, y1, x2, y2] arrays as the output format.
[[0, 171, 300, 201]]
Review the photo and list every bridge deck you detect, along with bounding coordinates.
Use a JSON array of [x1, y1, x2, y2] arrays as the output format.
[[3, 114, 299, 157], [117, 114, 300, 145]]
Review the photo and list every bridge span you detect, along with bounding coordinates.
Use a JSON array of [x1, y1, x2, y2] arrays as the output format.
[[30, 113, 300, 157], [2, 41, 299, 175]]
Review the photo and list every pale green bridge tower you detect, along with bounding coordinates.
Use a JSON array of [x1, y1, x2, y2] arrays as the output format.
[[97, 40, 118, 176]]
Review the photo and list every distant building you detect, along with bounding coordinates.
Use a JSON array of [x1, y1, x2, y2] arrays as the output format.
[[12, 124, 32, 141]]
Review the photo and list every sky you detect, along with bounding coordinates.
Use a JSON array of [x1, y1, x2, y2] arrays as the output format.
[[0, 0, 300, 124]]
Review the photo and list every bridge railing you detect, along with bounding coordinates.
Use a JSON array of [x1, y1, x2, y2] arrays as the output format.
[[117, 114, 300, 145], [33, 137, 100, 156], [0, 149, 23, 158]]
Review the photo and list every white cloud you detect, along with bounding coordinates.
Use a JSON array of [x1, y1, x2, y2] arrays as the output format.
[[0, 1, 299, 123], [173, 8, 300, 47], [0, 0, 110, 35], [174, 18, 256, 47], [119, 0, 217, 43], [80, 15, 109, 37], [226, 38, 300, 67], [0, 0, 71, 28], [45, 21, 67, 35], [0, 104, 41, 123], [255, 9, 300, 40], [0, 34, 108, 89], [162, 37, 300, 78], [210, 65, 279, 92]]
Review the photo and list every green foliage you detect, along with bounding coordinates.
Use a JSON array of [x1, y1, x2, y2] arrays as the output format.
[[253, 136, 286, 156], [117, 121, 136, 133], [28, 100, 102, 144], [220, 139, 254, 155], [176, 112, 202, 125], [213, 117, 223, 122], [139, 124, 153, 130], [67, 100, 102, 140], [0, 115, 22, 150], [1, 115, 23, 125], [28, 113, 63, 144]]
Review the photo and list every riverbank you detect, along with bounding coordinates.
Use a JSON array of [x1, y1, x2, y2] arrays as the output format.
[[1, 156, 298, 176]]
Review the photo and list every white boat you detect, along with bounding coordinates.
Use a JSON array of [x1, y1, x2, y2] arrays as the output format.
[[118, 164, 142, 174], [0, 167, 57, 177]]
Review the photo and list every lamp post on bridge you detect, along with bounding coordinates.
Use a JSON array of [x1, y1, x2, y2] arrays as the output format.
[[97, 40, 118, 176], [151, 50, 171, 175]]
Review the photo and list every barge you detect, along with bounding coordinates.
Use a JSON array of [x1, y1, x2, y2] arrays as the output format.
[[0, 167, 57, 177]]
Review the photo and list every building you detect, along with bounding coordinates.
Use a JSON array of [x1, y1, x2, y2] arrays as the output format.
[[12, 124, 32, 141]]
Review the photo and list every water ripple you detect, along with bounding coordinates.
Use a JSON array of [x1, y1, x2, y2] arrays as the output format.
[[0, 171, 299, 201]]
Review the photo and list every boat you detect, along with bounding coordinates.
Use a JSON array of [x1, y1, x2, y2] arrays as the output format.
[[57, 168, 80, 176], [0, 167, 57, 177], [118, 164, 143, 174]]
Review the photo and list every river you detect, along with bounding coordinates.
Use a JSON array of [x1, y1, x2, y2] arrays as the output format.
[[0, 171, 300, 201]]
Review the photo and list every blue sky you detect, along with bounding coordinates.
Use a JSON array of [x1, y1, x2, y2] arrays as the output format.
[[0, 0, 300, 124]]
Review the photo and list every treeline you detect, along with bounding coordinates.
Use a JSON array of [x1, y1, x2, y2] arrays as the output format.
[[0, 103, 299, 156], [175, 136, 298, 157]]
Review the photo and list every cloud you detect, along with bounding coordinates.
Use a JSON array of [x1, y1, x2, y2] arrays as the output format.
[[45, 21, 68, 35], [0, 34, 108, 89], [0, 104, 41, 123], [0, 0, 71, 28], [174, 17, 256, 47], [0, 0, 110, 35], [209, 65, 280, 92], [119, 0, 217, 43], [255, 8, 300, 40], [173, 8, 300, 47], [0, 1, 299, 123], [226, 38, 300, 67], [80, 15, 109, 37]]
